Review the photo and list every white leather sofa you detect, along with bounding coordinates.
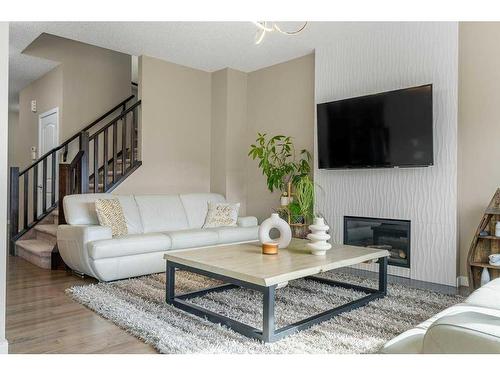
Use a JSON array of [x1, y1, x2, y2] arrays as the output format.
[[57, 193, 259, 282], [382, 278, 500, 353]]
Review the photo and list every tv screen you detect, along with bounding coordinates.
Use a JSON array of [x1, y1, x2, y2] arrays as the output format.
[[317, 84, 433, 169]]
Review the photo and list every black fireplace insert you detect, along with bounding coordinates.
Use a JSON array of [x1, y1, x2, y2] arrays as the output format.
[[344, 216, 411, 268]]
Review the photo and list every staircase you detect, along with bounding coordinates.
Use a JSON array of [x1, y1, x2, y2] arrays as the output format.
[[9, 95, 142, 269]]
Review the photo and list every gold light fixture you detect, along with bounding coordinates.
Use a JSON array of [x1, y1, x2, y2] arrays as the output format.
[[253, 22, 308, 45]]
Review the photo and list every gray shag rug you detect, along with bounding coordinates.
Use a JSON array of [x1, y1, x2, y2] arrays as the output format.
[[68, 271, 464, 354]]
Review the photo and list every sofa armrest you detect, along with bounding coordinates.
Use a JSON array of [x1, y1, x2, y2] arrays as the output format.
[[57, 225, 112, 277], [237, 216, 258, 227], [423, 311, 500, 353]]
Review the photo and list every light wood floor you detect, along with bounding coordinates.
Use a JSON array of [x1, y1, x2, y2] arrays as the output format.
[[6, 256, 155, 354]]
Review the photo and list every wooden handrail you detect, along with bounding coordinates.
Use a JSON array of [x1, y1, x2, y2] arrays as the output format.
[[19, 94, 135, 176], [89, 100, 141, 140]]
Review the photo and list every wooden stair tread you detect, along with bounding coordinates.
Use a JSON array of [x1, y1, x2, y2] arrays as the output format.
[[16, 239, 53, 257], [34, 224, 58, 237]]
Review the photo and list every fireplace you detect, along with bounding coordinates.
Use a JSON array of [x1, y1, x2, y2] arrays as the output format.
[[344, 216, 411, 268]]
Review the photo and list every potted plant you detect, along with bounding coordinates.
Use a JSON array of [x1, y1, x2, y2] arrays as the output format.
[[248, 133, 311, 195], [249, 133, 314, 238]]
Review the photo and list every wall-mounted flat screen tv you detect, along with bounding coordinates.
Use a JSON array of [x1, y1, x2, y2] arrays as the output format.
[[317, 84, 433, 169]]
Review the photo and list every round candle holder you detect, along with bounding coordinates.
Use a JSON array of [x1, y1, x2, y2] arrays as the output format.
[[262, 242, 279, 255]]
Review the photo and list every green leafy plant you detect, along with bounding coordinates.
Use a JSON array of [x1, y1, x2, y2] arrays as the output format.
[[248, 133, 312, 193], [294, 175, 314, 224], [288, 201, 303, 224]]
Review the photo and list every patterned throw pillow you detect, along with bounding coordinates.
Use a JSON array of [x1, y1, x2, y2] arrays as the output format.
[[202, 202, 240, 228], [95, 198, 128, 237]]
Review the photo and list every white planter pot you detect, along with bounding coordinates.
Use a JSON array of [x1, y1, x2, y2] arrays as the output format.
[[259, 213, 292, 248], [280, 196, 289, 206]]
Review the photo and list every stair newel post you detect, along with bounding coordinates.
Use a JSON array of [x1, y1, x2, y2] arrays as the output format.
[[9, 167, 19, 255], [131, 107, 136, 165], [79, 131, 90, 194], [58, 163, 71, 226]]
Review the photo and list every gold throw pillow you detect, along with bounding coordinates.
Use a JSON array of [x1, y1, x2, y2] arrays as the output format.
[[202, 202, 240, 228], [95, 198, 128, 237]]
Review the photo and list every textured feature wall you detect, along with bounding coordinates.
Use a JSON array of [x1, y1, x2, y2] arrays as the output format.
[[315, 23, 459, 286]]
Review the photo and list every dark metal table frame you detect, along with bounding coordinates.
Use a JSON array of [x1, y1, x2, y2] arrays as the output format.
[[165, 256, 388, 343]]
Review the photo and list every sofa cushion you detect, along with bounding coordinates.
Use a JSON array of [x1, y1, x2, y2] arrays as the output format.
[[64, 193, 113, 225], [63, 194, 143, 234], [237, 216, 258, 227], [423, 311, 500, 354], [211, 226, 259, 244], [380, 327, 426, 354], [135, 195, 189, 233], [203, 202, 240, 228], [95, 198, 128, 237], [180, 193, 226, 228], [381, 303, 500, 353], [465, 277, 500, 310], [165, 229, 218, 250], [88, 233, 171, 260], [118, 195, 144, 234]]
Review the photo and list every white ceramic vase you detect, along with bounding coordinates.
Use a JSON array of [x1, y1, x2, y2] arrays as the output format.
[[496, 222, 500, 237], [481, 267, 491, 286], [306, 217, 332, 255], [259, 213, 292, 249]]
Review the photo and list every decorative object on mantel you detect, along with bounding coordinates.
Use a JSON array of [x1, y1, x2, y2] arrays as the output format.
[[306, 217, 332, 256], [481, 267, 491, 286], [496, 221, 500, 237], [262, 242, 279, 255], [259, 213, 292, 249], [467, 188, 500, 289]]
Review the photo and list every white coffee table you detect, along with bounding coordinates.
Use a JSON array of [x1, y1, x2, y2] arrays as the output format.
[[164, 239, 389, 343]]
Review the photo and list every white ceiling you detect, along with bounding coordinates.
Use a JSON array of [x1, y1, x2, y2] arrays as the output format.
[[8, 21, 385, 111]]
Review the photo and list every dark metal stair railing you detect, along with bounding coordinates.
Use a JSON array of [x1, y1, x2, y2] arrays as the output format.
[[9, 95, 140, 256]]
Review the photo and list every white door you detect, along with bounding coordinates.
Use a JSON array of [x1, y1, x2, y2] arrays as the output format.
[[38, 108, 59, 214]]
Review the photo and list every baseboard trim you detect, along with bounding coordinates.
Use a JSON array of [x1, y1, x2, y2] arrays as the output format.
[[456, 275, 469, 288], [0, 338, 8, 354]]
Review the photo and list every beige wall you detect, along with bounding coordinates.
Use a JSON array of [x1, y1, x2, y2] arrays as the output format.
[[115, 55, 211, 194], [246, 54, 315, 221], [210, 68, 248, 215], [8, 110, 19, 167], [210, 69, 227, 196], [0, 21, 8, 353], [458, 22, 500, 277], [15, 65, 63, 168], [14, 33, 131, 168]]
